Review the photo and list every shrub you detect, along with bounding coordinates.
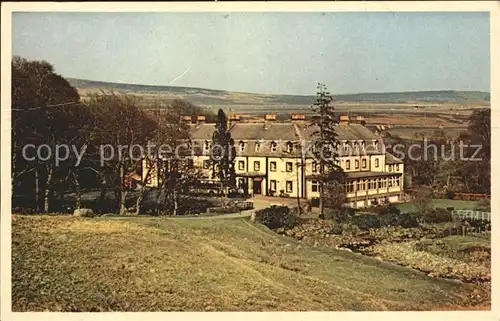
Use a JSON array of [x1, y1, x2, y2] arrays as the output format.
[[349, 214, 380, 230], [380, 212, 419, 228], [324, 207, 354, 221], [420, 208, 452, 223], [254, 206, 298, 230], [341, 223, 361, 236], [331, 223, 343, 235]]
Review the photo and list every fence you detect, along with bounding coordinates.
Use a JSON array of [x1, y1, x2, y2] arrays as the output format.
[[451, 209, 491, 222]]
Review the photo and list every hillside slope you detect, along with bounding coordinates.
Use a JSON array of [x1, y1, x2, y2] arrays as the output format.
[[12, 215, 486, 311], [67, 78, 490, 106]]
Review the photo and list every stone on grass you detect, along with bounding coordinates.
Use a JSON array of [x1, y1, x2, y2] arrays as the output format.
[[73, 208, 94, 217]]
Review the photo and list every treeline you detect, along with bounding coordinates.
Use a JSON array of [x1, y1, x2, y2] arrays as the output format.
[[12, 56, 211, 215], [384, 110, 490, 196]]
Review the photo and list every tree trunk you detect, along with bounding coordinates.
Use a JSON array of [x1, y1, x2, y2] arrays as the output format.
[[35, 168, 40, 212], [319, 182, 324, 217], [173, 188, 178, 216], [296, 162, 301, 214], [98, 176, 107, 213], [75, 171, 81, 210], [135, 189, 145, 215], [43, 166, 53, 213], [119, 190, 128, 215]]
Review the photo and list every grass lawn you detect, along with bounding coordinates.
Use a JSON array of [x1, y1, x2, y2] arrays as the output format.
[[395, 199, 479, 213], [12, 215, 487, 311]]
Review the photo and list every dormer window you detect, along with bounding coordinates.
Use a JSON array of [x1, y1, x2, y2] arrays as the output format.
[[255, 142, 261, 152], [373, 140, 379, 150], [239, 141, 245, 152], [343, 142, 349, 152], [286, 142, 293, 153], [271, 141, 278, 152], [354, 141, 359, 151]]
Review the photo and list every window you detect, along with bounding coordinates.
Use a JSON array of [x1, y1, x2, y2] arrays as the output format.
[[286, 181, 293, 193], [396, 164, 400, 171], [343, 142, 348, 152], [357, 181, 362, 191], [271, 141, 278, 152], [346, 160, 351, 170], [396, 178, 400, 186], [204, 141, 210, 152], [238, 160, 245, 170], [255, 142, 261, 152], [388, 165, 392, 172], [203, 159, 210, 169], [378, 179, 383, 189], [312, 181, 319, 192], [286, 142, 293, 153], [312, 161, 318, 173], [270, 180, 277, 191], [254, 161, 260, 171], [355, 159, 359, 169], [373, 140, 379, 149], [270, 161, 277, 171], [187, 159, 194, 169], [239, 141, 245, 153], [362, 159, 367, 168], [375, 159, 379, 168], [361, 141, 365, 150], [286, 162, 293, 172], [388, 178, 393, 187], [345, 182, 354, 193], [354, 142, 359, 151]]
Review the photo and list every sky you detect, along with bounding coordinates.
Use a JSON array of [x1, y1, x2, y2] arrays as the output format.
[[12, 12, 490, 95]]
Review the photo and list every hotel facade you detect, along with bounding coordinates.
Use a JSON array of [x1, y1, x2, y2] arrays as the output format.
[[144, 115, 404, 209]]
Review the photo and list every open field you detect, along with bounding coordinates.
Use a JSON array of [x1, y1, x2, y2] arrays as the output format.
[[395, 200, 479, 213], [12, 215, 488, 311]]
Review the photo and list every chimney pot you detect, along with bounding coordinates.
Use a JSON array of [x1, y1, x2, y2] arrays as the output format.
[[291, 114, 306, 121], [265, 114, 277, 121]]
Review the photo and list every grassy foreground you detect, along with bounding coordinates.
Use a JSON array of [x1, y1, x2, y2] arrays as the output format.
[[12, 215, 488, 311]]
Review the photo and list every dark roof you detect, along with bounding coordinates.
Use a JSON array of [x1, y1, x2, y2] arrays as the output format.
[[189, 121, 385, 157], [230, 122, 299, 141], [190, 123, 216, 140], [385, 152, 404, 164], [295, 123, 380, 141]]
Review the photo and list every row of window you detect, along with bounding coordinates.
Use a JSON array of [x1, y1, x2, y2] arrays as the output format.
[[387, 164, 400, 172], [269, 180, 293, 193], [203, 140, 380, 154], [203, 159, 390, 172], [309, 177, 401, 194], [312, 158, 381, 171]]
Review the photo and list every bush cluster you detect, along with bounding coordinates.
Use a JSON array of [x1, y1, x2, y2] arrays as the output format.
[[419, 208, 452, 223], [345, 205, 419, 230], [254, 206, 298, 230]]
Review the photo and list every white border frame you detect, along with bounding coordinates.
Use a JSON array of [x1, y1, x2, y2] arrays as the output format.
[[1, 2, 499, 321]]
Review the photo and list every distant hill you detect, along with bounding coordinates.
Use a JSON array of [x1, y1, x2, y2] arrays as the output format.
[[67, 78, 490, 106]]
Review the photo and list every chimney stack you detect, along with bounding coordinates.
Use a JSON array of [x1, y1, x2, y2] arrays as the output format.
[[265, 114, 277, 121], [291, 114, 306, 122], [229, 114, 241, 122], [196, 115, 206, 124], [339, 115, 349, 125], [180, 115, 192, 123]]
